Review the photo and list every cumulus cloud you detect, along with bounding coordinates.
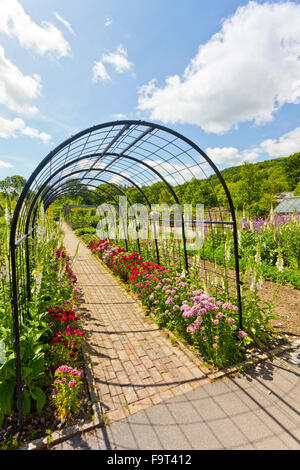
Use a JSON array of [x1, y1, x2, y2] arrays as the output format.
[[54, 12, 75, 35], [92, 61, 110, 82], [206, 126, 300, 166], [138, 1, 300, 134], [0, 46, 41, 115], [93, 44, 134, 82], [205, 146, 259, 166], [0, 116, 51, 144], [260, 126, 300, 157], [0, 159, 13, 168], [140, 159, 209, 185], [0, 0, 70, 57]]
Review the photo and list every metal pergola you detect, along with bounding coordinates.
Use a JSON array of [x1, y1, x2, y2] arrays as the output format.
[[9, 120, 243, 424]]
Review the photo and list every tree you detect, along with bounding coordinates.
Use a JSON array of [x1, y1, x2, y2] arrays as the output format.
[[0, 175, 26, 195], [294, 180, 300, 196], [283, 152, 300, 190]]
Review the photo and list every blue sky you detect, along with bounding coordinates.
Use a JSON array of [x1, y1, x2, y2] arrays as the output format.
[[0, 0, 300, 179]]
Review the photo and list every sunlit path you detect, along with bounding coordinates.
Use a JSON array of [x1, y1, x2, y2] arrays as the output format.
[[63, 223, 209, 425]]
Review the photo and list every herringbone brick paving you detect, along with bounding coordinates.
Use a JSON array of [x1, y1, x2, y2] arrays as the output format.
[[63, 224, 210, 424]]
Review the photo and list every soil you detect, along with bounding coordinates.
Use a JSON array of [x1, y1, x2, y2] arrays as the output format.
[[259, 280, 300, 338], [195, 258, 300, 339], [0, 378, 93, 450]]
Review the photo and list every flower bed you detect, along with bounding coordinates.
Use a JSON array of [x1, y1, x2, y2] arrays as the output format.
[[87, 238, 253, 369], [0, 238, 91, 449]]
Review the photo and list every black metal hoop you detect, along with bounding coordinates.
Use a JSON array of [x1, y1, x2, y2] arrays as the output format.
[[9, 120, 243, 426]]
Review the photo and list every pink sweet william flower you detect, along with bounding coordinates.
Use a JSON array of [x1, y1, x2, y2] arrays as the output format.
[[213, 319, 219, 325], [53, 388, 59, 395], [56, 365, 69, 373], [69, 379, 77, 388], [238, 330, 248, 338], [228, 317, 235, 324], [212, 343, 218, 348]]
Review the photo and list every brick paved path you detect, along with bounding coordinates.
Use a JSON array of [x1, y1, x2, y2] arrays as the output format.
[[63, 224, 209, 425]]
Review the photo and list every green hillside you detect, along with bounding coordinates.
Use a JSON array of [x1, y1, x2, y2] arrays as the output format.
[[1, 152, 299, 218]]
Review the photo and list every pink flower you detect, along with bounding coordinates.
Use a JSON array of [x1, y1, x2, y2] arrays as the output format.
[[212, 343, 218, 348], [69, 379, 77, 388], [53, 388, 59, 395], [228, 317, 235, 324], [238, 330, 248, 339], [213, 319, 219, 325]]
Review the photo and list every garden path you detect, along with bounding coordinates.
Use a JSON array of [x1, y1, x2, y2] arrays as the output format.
[[62, 224, 211, 425]]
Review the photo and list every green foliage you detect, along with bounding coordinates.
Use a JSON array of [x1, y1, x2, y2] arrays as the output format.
[[0, 175, 26, 195], [0, 203, 81, 427], [74, 227, 96, 237], [283, 152, 300, 190], [294, 181, 300, 196]]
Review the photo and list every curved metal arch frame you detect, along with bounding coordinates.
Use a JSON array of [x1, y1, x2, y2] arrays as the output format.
[[9, 120, 243, 426], [30, 168, 161, 263], [24, 153, 187, 269]]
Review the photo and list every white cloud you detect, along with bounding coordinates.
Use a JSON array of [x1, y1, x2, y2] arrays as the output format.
[[0, 159, 13, 168], [260, 127, 300, 157], [108, 171, 130, 185], [113, 113, 127, 120], [0, 46, 41, 115], [0, 116, 51, 144], [141, 159, 208, 184], [138, 1, 300, 134], [102, 45, 133, 74], [104, 16, 112, 27], [0, 0, 70, 57], [54, 12, 75, 35], [93, 44, 134, 82], [92, 61, 110, 82], [205, 125, 300, 166], [205, 146, 259, 166]]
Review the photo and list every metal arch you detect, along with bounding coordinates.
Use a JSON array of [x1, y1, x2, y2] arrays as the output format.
[[44, 184, 125, 248], [27, 166, 162, 264], [10, 119, 237, 238], [9, 119, 244, 427], [42, 179, 145, 255], [38, 174, 159, 261]]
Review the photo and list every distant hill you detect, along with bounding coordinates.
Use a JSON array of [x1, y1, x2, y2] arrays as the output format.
[[207, 156, 287, 185]]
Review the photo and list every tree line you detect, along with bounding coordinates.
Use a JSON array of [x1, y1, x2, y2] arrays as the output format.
[[1, 152, 299, 218]]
